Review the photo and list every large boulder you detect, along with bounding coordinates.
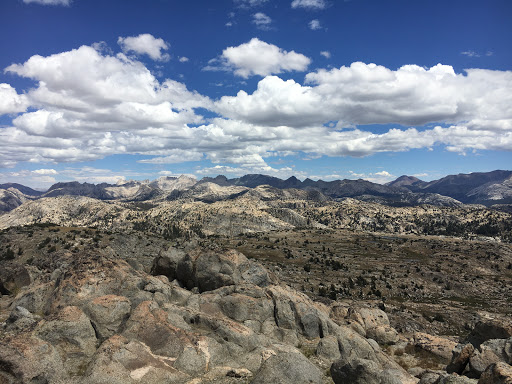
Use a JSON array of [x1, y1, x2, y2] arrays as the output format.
[[251, 351, 323, 384], [413, 332, 458, 363], [330, 357, 404, 384], [466, 319, 512, 347], [83, 335, 189, 384], [149, 248, 186, 281], [478, 362, 512, 384], [175, 249, 275, 292], [0, 335, 67, 383], [85, 295, 132, 340], [35, 305, 98, 376]]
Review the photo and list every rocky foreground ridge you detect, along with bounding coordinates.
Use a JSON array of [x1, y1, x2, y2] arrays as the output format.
[[1, 235, 512, 384]]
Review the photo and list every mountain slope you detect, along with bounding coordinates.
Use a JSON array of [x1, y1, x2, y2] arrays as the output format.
[[392, 170, 512, 205]]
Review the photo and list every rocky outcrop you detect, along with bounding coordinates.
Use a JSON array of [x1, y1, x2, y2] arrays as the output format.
[[445, 319, 512, 381], [0, 246, 417, 383], [478, 362, 512, 384], [329, 303, 399, 345]]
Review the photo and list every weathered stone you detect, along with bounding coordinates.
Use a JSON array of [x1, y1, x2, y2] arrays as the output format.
[[478, 362, 512, 384], [122, 300, 193, 358], [480, 337, 512, 364], [251, 351, 323, 384], [316, 334, 341, 360], [413, 332, 458, 362], [84, 335, 188, 384], [330, 357, 402, 384], [0, 262, 31, 295], [466, 319, 512, 347], [150, 248, 186, 281], [35, 305, 97, 376], [468, 348, 501, 377], [447, 343, 475, 374], [85, 294, 131, 340], [0, 335, 67, 383]]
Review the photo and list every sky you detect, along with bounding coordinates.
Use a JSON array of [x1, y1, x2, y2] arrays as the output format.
[[0, 0, 511, 189]]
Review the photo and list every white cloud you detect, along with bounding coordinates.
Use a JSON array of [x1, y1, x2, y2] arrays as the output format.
[[2, 43, 212, 165], [461, 50, 480, 58], [320, 50, 331, 58], [22, 0, 70, 5], [3, 40, 512, 173], [226, 21, 234, 27], [205, 38, 311, 78], [216, 62, 512, 130], [0, 84, 29, 115], [32, 168, 58, 175], [346, 170, 396, 184], [137, 149, 203, 164], [118, 34, 170, 61], [291, 0, 326, 9], [196, 164, 306, 180], [252, 12, 272, 29], [309, 19, 321, 30], [234, 0, 269, 8], [179, 56, 189, 63]]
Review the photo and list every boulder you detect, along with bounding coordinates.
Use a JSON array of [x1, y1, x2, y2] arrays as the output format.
[[4, 305, 41, 331], [85, 295, 131, 340], [480, 337, 512, 364], [35, 305, 97, 376], [83, 335, 189, 384], [174, 249, 275, 292], [251, 351, 323, 384], [0, 335, 67, 383], [330, 357, 403, 384], [466, 319, 512, 347], [413, 332, 458, 362], [0, 262, 31, 295], [447, 343, 475, 374], [150, 248, 186, 281], [122, 300, 194, 358], [478, 362, 512, 384], [468, 348, 501, 377]]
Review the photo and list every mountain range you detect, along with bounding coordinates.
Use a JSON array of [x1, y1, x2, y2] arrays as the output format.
[[1, 170, 511, 214]]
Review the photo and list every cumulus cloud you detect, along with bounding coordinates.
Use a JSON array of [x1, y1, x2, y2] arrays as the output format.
[[137, 149, 203, 164], [2, 40, 512, 174], [22, 0, 70, 5], [291, 0, 326, 9], [252, 12, 272, 29], [0, 84, 29, 115], [215, 62, 512, 130], [1, 43, 212, 165], [179, 56, 189, 63], [309, 19, 321, 30], [118, 33, 170, 61], [204, 38, 311, 78], [320, 50, 331, 58], [32, 168, 58, 175]]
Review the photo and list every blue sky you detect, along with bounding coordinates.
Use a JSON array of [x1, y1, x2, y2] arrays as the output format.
[[0, 0, 511, 188]]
